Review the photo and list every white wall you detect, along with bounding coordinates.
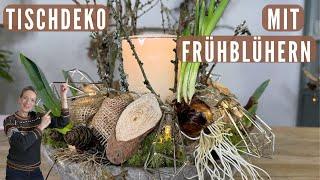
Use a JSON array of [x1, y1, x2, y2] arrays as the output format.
[[0, 0, 304, 126], [211, 0, 304, 126]]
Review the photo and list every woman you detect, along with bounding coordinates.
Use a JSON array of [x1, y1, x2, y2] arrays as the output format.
[[3, 83, 69, 180]]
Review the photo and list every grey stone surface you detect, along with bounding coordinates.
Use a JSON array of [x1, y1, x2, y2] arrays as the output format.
[[42, 146, 202, 180]]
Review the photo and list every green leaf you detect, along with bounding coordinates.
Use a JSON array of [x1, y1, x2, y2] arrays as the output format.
[[242, 104, 258, 127], [0, 50, 13, 82], [248, 104, 258, 114], [43, 104, 50, 112], [242, 80, 270, 128], [204, 0, 229, 35], [20, 53, 61, 116], [0, 68, 13, 82], [62, 70, 78, 96], [251, 79, 270, 101], [54, 122, 73, 135], [182, 25, 191, 36], [198, 0, 206, 35], [208, 0, 216, 17], [177, 62, 187, 102], [187, 63, 200, 101], [194, 0, 200, 35], [34, 105, 46, 114], [182, 63, 192, 103], [177, 0, 230, 103]]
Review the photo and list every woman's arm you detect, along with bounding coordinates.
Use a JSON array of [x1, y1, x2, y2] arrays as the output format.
[[48, 83, 70, 128], [4, 117, 42, 151]]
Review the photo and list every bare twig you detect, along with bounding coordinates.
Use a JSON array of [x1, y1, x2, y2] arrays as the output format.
[[199, 63, 209, 84], [137, 0, 160, 18], [139, 0, 156, 10], [203, 64, 216, 84], [234, 21, 251, 36], [160, 0, 166, 33], [132, 0, 140, 34], [170, 43, 178, 93], [72, 0, 80, 5], [111, 0, 159, 98], [112, 2, 129, 92], [201, 21, 251, 84]]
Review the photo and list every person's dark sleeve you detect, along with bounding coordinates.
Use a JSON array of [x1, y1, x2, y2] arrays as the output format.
[[4, 117, 42, 151], [48, 108, 70, 128]]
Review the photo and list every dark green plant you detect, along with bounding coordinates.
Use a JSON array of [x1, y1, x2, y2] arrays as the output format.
[[126, 133, 185, 168], [0, 50, 13, 82], [20, 53, 73, 134], [177, 0, 230, 103], [126, 133, 156, 167], [54, 122, 73, 135], [20, 53, 61, 116], [226, 80, 270, 147], [42, 129, 68, 148], [242, 79, 271, 127]]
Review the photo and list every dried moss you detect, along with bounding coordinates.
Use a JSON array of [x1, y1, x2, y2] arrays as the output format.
[[126, 132, 185, 168]]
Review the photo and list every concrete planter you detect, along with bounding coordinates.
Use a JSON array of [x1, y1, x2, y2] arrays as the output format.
[[42, 145, 209, 180]]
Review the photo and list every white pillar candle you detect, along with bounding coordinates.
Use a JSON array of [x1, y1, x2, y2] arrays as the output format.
[[122, 34, 176, 101]]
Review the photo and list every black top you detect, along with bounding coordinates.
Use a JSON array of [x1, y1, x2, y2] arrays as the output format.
[[3, 109, 69, 171]]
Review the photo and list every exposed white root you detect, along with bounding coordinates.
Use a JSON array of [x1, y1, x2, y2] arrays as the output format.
[[189, 119, 272, 180]]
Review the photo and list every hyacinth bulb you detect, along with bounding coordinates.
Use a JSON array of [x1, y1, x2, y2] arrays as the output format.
[[174, 98, 213, 138]]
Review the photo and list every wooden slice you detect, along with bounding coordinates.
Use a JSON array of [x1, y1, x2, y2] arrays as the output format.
[[115, 93, 162, 141], [106, 127, 154, 165], [106, 131, 142, 165]]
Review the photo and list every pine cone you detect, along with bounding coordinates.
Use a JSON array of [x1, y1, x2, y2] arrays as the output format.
[[49, 130, 64, 142], [64, 125, 93, 150]]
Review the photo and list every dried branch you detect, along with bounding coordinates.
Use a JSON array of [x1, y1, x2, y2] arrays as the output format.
[[89, 31, 117, 87], [234, 21, 251, 36], [160, 0, 166, 33], [113, 2, 129, 92], [123, 37, 158, 96], [111, 0, 162, 102], [72, 0, 80, 5], [139, 0, 156, 10], [199, 63, 209, 84], [137, 0, 160, 18], [203, 64, 216, 84], [170, 44, 178, 93], [201, 21, 251, 84]]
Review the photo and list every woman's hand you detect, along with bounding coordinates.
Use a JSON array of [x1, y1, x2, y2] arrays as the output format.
[[60, 83, 69, 97], [37, 110, 52, 131]]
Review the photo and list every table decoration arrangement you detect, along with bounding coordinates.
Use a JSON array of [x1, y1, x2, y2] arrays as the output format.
[[19, 0, 275, 179]]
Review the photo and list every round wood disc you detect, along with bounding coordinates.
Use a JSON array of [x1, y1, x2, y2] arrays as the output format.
[[115, 93, 162, 141]]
